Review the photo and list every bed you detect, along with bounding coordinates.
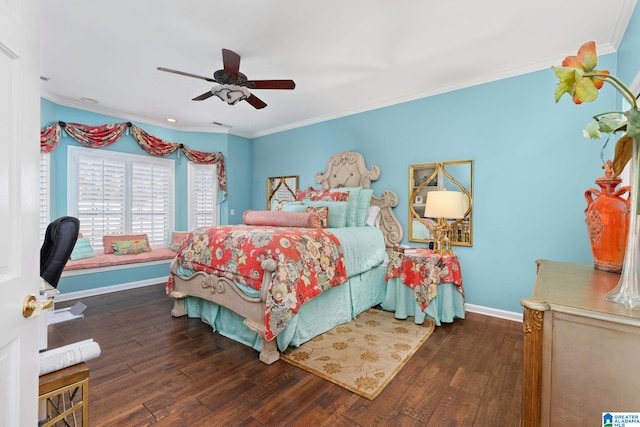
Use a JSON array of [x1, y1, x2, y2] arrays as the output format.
[[167, 151, 403, 364]]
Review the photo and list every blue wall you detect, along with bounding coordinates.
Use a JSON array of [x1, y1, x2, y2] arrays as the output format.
[[251, 22, 638, 314], [45, 4, 638, 311]]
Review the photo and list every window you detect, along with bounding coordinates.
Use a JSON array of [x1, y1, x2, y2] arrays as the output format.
[[188, 162, 219, 229], [68, 146, 174, 252], [40, 153, 51, 244]]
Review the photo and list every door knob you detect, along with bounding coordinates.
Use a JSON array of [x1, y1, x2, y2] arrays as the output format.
[[22, 294, 53, 318]]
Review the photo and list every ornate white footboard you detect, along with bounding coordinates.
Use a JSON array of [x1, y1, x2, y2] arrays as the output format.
[[169, 257, 281, 364]]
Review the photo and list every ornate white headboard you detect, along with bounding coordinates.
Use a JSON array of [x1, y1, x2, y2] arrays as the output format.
[[314, 151, 402, 253]]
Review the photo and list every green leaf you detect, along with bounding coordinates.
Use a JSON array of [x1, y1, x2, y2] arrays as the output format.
[[596, 113, 627, 134], [625, 109, 640, 140]]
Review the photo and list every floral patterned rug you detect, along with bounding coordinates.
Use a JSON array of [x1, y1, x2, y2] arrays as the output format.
[[280, 309, 435, 400]]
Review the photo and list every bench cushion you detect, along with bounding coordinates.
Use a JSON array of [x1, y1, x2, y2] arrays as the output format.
[[64, 247, 176, 271]]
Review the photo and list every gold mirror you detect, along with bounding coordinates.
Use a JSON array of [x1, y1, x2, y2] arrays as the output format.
[[267, 176, 298, 210], [408, 160, 473, 246]]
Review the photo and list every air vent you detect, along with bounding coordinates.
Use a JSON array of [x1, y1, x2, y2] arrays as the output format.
[[212, 122, 232, 128]]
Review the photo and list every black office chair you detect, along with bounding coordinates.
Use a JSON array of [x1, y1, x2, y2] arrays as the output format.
[[40, 216, 80, 289]]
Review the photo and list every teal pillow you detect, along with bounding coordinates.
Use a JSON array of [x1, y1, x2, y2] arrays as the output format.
[[70, 237, 95, 260], [280, 202, 308, 213], [330, 187, 361, 227], [302, 200, 348, 228], [356, 189, 373, 226]]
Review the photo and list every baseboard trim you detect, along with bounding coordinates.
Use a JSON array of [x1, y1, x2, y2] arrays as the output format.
[[55, 276, 168, 302], [465, 303, 523, 323]]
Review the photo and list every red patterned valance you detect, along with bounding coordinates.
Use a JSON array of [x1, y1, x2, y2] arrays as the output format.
[[63, 122, 128, 148], [130, 124, 180, 156], [40, 122, 61, 153], [40, 121, 227, 198]]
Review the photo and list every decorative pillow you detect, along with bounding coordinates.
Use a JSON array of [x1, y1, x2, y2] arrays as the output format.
[[355, 188, 374, 226], [306, 206, 329, 228], [70, 237, 95, 260], [243, 210, 315, 228], [302, 200, 348, 228], [280, 202, 307, 213], [295, 187, 349, 202], [274, 200, 302, 211], [103, 234, 149, 254], [170, 231, 190, 252], [112, 238, 152, 255], [330, 187, 361, 227]]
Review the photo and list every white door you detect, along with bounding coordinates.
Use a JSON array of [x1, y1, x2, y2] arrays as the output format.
[[0, 0, 41, 426]]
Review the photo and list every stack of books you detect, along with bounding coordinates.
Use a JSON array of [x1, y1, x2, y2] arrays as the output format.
[[393, 244, 419, 254]]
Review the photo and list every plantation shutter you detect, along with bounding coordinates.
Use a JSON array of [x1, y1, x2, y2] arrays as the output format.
[[76, 156, 127, 252], [131, 162, 172, 247], [67, 146, 174, 253], [189, 163, 218, 229], [39, 153, 50, 244]]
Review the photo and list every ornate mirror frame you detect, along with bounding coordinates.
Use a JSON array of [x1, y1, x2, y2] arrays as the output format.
[[408, 160, 473, 246], [267, 176, 298, 210]]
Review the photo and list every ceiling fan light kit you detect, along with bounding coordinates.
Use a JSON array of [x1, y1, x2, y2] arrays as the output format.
[[158, 48, 295, 110], [212, 84, 250, 105]]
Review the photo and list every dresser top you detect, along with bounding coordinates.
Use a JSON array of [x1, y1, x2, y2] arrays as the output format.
[[525, 259, 640, 322]]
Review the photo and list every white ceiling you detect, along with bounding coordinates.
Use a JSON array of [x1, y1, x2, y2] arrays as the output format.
[[40, 0, 637, 139]]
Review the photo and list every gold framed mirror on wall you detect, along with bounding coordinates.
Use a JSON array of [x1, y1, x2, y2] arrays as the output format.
[[409, 160, 473, 247], [267, 176, 299, 210]]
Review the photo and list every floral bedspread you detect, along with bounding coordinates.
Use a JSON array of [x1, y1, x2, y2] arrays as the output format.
[[167, 225, 347, 340], [385, 249, 464, 310]]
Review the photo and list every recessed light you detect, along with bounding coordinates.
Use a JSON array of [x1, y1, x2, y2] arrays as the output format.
[[166, 118, 177, 123], [81, 97, 98, 104]]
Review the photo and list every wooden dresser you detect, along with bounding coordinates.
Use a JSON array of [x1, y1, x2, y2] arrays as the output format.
[[521, 260, 640, 427]]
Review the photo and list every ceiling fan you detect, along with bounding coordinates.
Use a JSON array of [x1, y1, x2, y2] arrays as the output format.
[[158, 49, 295, 109]]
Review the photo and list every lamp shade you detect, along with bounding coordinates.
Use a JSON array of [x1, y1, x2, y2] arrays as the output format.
[[212, 84, 250, 105], [424, 190, 468, 219]]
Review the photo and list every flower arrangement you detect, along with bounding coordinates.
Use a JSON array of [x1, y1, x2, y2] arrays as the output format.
[[554, 41, 640, 308], [553, 41, 639, 176]]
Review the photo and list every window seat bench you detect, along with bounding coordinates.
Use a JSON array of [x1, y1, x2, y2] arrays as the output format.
[[64, 247, 177, 273]]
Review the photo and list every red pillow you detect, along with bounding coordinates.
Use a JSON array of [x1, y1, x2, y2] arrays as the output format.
[[296, 187, 349, 202], [243, 210, 316, 228], [306, 206, 329, 228]]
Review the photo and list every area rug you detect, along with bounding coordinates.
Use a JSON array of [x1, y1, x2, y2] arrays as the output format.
[[280, 309, 435, 400]]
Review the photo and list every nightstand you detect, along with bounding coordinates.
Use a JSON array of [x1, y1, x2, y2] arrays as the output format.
[[38, 362, 89, 427], [383, 248, 465, 325]]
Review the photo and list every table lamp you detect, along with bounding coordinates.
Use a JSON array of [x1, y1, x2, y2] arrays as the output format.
[[423, 190, 468, 255]]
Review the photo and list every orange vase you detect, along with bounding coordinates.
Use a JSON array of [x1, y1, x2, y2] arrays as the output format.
[[585, 161, 631, 273]]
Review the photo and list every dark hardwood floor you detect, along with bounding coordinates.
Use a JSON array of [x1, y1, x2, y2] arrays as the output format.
[[47, 284, 523, 426]]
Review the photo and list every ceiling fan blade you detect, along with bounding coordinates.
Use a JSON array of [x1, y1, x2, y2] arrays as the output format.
[[222, 49, 241, 77], [157, 67, 217, 83], [192, 91, 214, 101], [246, 80, 296, 90], [245, 93, 267, 109]]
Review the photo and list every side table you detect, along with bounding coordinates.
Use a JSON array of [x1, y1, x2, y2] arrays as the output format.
[[383, 248, 465, 325], [38, 362, 89, 427]]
